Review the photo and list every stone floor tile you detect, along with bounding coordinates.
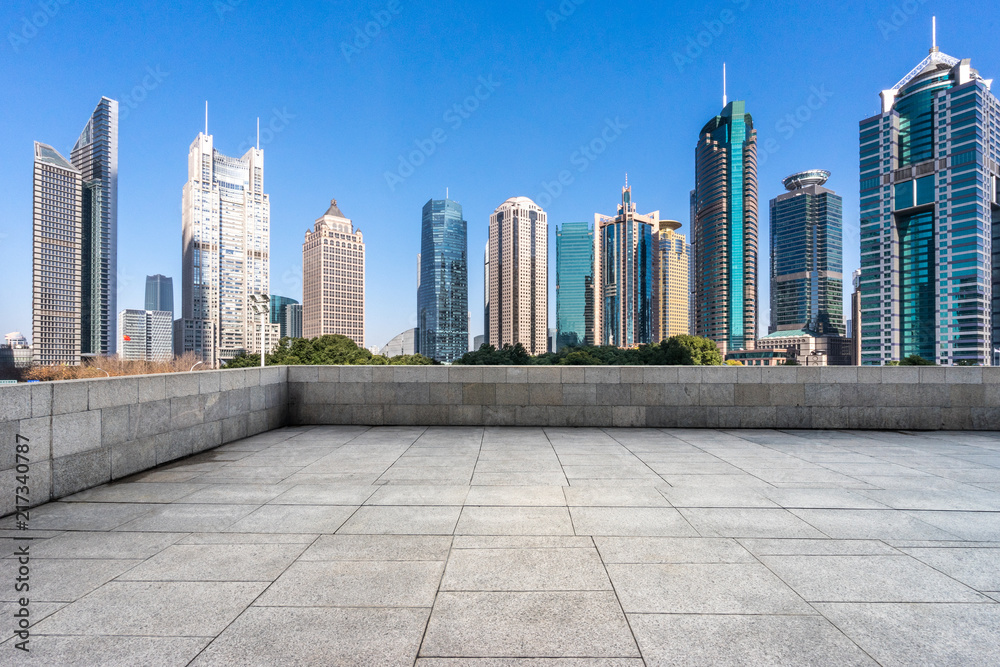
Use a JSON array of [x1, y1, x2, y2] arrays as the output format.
[[365, 485, 471, 506], [0, 502, 153, 532], [300, 534, 453, 561], [471, 472, 570, 486], [629, 614, 877, 666], [569, 507, 699, 537], [0, 558, 141, 603], [816, 602, 1000, 666], [178, 533, 317, 545], [594, 537, 755, 564], [267, 484, 377, 505], [678, 508, 826, 538], [606, 563, 813, 614], [760, 554, 989, 602], [337, 506, 462, 535], [738, 538, 900, 556], [114, 504, 256, 533], [10, 530, 185, 559], [440, 547, 611, 591], [191, 606, 429, 666], [2, 636, 211, 666], [258, 560, 444, 607], [416, 661, 643, 666], [34, 581, 266, 636], [62, 482, 207, 504], [420, 592, 639, 658], [765, 488, 891, 510], [904, 510, 1000, 541], [224, 504, 357, 534], [118, 543, 306, 582], [789, 509, 960, 540], [900, 547, 1000, 591], [465, 486, 567, 506], [452, 536, 594, 549], [658, 487, 778, 508], [174, 484, 290, 505], [563, 485, 670, 507], [456, 507, 575, 536]]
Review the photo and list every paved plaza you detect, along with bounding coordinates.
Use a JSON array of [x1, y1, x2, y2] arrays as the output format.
[[3, 426, 1000, 665]]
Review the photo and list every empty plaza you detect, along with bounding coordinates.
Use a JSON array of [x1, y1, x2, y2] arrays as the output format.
[[4, 425, 1000, 665]]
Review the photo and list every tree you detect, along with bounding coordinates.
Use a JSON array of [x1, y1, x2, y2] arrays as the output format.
[[454, 343, 533, 366], [660, 335, 724, 366], [897, 355, 935, 366], [222, 335, 436, 369]]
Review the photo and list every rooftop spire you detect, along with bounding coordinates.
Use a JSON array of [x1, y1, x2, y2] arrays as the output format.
[[931, 16, 939, 53], [723, 62, 728, 107], [204, 101, 208, 136]]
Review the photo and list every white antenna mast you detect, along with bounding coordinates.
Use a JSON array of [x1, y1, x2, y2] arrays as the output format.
[[256, 117, 260, 149], [931, 16, 938, 52], [204, 101, 208, 136], [723, 63, 728, 107]]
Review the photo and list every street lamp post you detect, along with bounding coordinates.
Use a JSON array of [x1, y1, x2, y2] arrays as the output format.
[[95, 368, 110, 377], [248, 294, 270, 369], [190, 361, 204, 373]]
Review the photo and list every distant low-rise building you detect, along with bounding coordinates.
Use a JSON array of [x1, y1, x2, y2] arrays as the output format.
[[0, 333, 32, 369], [381, 328, 419, 358], [756, 329, 852, 366], [726, 349, 789, 367], [118, 310, 172, 362]]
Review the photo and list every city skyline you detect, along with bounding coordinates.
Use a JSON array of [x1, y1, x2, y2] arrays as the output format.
[[3, 2, 993, 355]]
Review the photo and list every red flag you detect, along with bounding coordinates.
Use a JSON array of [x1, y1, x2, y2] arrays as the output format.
[[123, 335, 131, 341]]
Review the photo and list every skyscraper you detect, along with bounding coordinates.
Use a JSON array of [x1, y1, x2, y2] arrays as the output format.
[[270, 295, 299, 338], [302, 199, 366, 346], [652, 219, 690, 343], [285, 304, 303, 340], [483, 242, 490, 345], [769, 170, 845, 336], [118, 309, 172, 362], [693, 100, 759, 356], [859, 36, 1000, 365], [32, 142, 83, 366], [555, 221, 594, 350], [177, 130, 277, 367], [417, 198, 468, 363], [488, 197, 548, 355], [595, 183, 656, 347], [145, 275, 174, 316], [72, 98, 119, 357]]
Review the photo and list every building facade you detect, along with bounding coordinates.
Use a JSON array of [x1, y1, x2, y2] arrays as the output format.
[[652, 219, 690, 344], [0, 333, 32, 370], [757, 329, 853, 366], [302, 200, 366, 347], [769, 170, 845, 336], [270, 295, 300, 339], [118, 309, 172, 362], [860, 45, 1000, 365], [595, 184, 656, 347], [177, 131, 277, 367], [555, 221, 594, 350], [380, 328, 419, 358], [32, 142, 83, 366], [145, 275, 174, 316], [693, 100, 759, 356], [488, 197, 548, 355], [72, 98, 119, 357], [417, 198, 468, 363], [285, 304, 303, 340]]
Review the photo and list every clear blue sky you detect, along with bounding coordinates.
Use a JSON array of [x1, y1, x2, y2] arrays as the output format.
[[1, 0, 995, 349]]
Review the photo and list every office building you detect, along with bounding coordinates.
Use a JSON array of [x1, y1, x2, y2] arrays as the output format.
[[145, 275, 174, 317], [693, 100, 759, 356], [302, 199, 366, 347], [595, 183, 656, 347], [756, 329, 852, 366], [0, 333, 32, 370], [32, 142, 83, 366], [483, 242, 490, 345], [270, 295, 300, 338], [851, 269, 862, 365], [73, 98, 119, 356], [473, 334, 485, 351], [381, 328, 419, 357], [488, 197, 548, 355], [285, 304, 303, 339], [177, 130, 277, 367], [417, 198, 468, 363], [653, 219, 690, 343], [770, 170, 845, 336], [555, 221, 594, 350], [860, 37, 1000, 365], [118, 309, 172, 362]]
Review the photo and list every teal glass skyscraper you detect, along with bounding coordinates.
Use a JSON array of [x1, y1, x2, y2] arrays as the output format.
[[693, 100, 759, 356], [269, 295, 299, 339], [418, 198, 468, 363], [555, 221, 594, 350], [595, 183, 656, 347], [859, 37, 1000, 365], [769, 170, 845, 336]]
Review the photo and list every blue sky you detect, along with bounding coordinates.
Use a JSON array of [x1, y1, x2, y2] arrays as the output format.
[[1, 0, 996, 350]]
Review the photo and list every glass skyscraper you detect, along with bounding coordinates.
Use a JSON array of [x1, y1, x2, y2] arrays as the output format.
[[595, 184, 655, 347], [769, 170, 845, 336], [652, 219, 690, 343], [555, 221, 594, 350], [693, 100, 759, 356], [859, 44, 1000, 365], [145, 275, 174, 317], [417, 198, 468, 363], [269, 295, 299, 338]]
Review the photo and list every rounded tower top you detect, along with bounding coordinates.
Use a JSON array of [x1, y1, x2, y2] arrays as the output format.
[[783, 170, 831, 191], [658, 220, 682, 233]]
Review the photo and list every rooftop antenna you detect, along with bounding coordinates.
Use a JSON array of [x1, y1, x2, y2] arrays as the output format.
[[256, 117, 260, 149], [204, 101, 208, 136], [446, 187, 449, 200], [723, 63, 728, 107], [625, 173, 629, 189], [931, 16, 938, 53]]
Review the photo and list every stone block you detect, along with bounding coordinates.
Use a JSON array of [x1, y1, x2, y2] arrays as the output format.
[[838, 383, 880, 408], [562, 384, 597, 406], [983, 368, 1000, 384], [882, 367, 919, 384], [13, 417, 52, 465], [165, 372, 200, 399], [662, 384, 698, 407], [528, 367, 562, 384], [449, 405, 484, 426], [646, 406, 679, 428], [228, 388, 251, 414], [596, 384, 631, 405], [702, 367, 737, 384], [449, 367, 483, 383], [542, 406, 579, 427], [529, 384, 563, 406], [950, 384, 984, 409], [243, 368, 261, 387], [382, 405, 421, 425], [676, 407, 715, 428], [0, 422, 17, 471], [339, 366, 373, 383], [220, 370, 246, 392], [30, 383, 52, 418], [170, 394, 205, 429], [138, 376, 169, 405], [630, 384, 665, 406], [804, 383, 840, 407], [52, 411, 102, 458], [941, 407, 972, 430], [52, 448, 110, 497], [203, 392, 228, 423], [430, 383, 463, 405], [585, 367, 620, 384], [483, 406, 517, 426], [224, 414, 252, 443], [761, 367, 798, 384], [302, 382, 336, 405], [52, 381, 89, 415], [946, 367, 982, 384], [291, 366, 320, 383], [0, 385, 32, 421], [740, 407, 777, 428], [848, 407, 878, 429], [496, 384, 527, 406], [371, 366, 393, 383], [736, 367, 763, 384], [248, 409, 268, 436], [796, 367, 822, 384], [970, 407, 1000, 430], [89, 378, 139, 410], [424, 366, 448, 383], [515, 406, 549, 426], [249, 387, 266, 412], [857, 367, 882, 383], [197, 372, 220, 395], [197, 420, 223, 451], [613, 406, 646, 428], [775, 406, 812, 429], [736, 384, 771, 407], [261, 366, 284, 385], [463, 383, 496, 406], [918, 367, 947, 384], [619, 367, 644, 384], [395, 383, 430, 405], [560, 367, 587, 383], [481, 367, 506, 383], [112, 436, 157, 480], [101, 405, 136, 446], [677, 367, 701, 383], [811, 407, 850, 429], [265, 384, 282, 409], [644, 367, 679, 383], [156, 429, 195, 465], [714, 408, 742, 429], [819, 367, 858, 384], [699, 384, 735, 407], [580, 406, 613, 427], [506, 367, 528, 383]]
